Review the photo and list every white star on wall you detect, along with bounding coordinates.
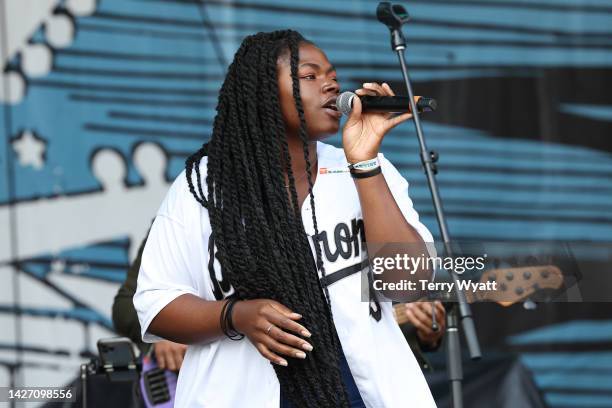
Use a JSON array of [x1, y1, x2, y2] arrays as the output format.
[[12, 130, 47, 169]]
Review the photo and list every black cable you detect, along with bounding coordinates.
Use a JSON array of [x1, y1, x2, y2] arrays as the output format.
[[193, 0, 228, 69]]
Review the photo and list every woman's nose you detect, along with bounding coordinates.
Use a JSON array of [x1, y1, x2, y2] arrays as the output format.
[[323, 80, 339, 94]]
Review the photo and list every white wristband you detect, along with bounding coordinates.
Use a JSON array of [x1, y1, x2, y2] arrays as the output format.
[[348, 157, 380, 171]]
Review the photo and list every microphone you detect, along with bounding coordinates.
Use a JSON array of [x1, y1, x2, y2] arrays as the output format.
[[337, 91, 437, 116]]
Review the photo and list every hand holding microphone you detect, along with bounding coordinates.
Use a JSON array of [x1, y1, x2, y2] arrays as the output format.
[[341, 82, 434, 163]]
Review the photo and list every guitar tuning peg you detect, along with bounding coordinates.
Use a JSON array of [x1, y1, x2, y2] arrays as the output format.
[[523, 299, 537, 310]]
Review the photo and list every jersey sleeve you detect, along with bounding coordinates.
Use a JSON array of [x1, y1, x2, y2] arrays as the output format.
[[379, 153, 434, 244], [378, 153, 437, 282], [134, 174, 202, 343]]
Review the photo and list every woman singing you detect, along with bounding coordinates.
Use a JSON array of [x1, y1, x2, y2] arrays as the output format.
[[134, 30, 436, 407]]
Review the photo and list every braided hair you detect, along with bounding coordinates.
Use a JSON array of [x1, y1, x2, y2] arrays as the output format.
[[185, 30, 350, 407]]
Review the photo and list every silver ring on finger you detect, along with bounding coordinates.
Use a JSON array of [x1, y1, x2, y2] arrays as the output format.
[[266, 324, 275, 335]]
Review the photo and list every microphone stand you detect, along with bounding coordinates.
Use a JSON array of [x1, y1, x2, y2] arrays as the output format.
[[376, 3, 482, 408]]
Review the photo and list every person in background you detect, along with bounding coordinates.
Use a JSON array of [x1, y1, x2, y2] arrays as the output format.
[[112, 239, 186, 372]]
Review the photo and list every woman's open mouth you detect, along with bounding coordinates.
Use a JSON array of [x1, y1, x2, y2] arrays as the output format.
[[322, 98, 342, 119]]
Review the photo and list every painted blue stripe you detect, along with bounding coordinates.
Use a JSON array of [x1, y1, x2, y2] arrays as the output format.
[[69, 269, 126, 283], [546, 393, 612, 408], [99, 105, 215, 117], [95, 116, 214, 134], [0, 305, 112, 327], [52, 60, 223, 77], [510, 321, 612, 344], [382, 133, 612, 161], [71, 29, 226, 60], [418, 203, 612, 220], [44, 70, 221, 92], [521, 352, 612, 371], [438, 218, 612, 240], [409, 186, 612, 206], [409, 5, 612, 34], [54, 246, 127, 263], [55, 52, 221, 71], [412, 170, 612, 190], [560, 104, 612, 122], [535, 373, 612, 390], [384, 151, 612, 172], [22, 264, 49, 280], [483, 0, 612, 7], [420, 220, 610, 241]]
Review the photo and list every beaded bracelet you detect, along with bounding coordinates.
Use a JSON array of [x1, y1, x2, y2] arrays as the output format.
[[348, 157, 380, 171]]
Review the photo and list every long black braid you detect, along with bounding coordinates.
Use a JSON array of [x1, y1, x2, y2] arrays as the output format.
[[185, 30, 350, 408]]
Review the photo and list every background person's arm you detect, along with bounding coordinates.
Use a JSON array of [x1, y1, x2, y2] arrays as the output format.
[[112, 238, 147, 345], [112, 234, 188, 370]]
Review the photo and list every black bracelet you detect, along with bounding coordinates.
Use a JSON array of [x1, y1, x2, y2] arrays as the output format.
[[226, 298, 244, 340], [350, 165, 382, 179], [220, 297, 245, 341], [222, 298, 242, 340], [219, 299, 230, 336]]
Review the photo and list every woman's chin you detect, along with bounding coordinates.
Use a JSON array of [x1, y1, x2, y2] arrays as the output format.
[[311, 130, 338, 141], [320, 123, 341, 138], [303, 120, 341, 141]]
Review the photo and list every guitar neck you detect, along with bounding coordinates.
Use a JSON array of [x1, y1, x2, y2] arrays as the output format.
[[392, 264, 563, 325]]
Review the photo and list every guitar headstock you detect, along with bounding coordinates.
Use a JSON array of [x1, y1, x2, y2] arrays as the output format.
[[393, 265, 564, 325], [469, 265, 563, 306]]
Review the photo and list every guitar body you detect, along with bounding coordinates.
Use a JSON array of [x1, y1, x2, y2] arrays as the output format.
[[140, 355, 178, 408]]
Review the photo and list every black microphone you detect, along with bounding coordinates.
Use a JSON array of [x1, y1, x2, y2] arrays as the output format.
[[337, 91, 437, 116]]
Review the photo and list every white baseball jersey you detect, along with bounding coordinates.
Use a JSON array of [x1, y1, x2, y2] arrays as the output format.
[[134, 141, 437, 407]]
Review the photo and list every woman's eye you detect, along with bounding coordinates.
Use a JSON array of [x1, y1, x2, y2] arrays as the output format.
[[301, 74, 316, 80]]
